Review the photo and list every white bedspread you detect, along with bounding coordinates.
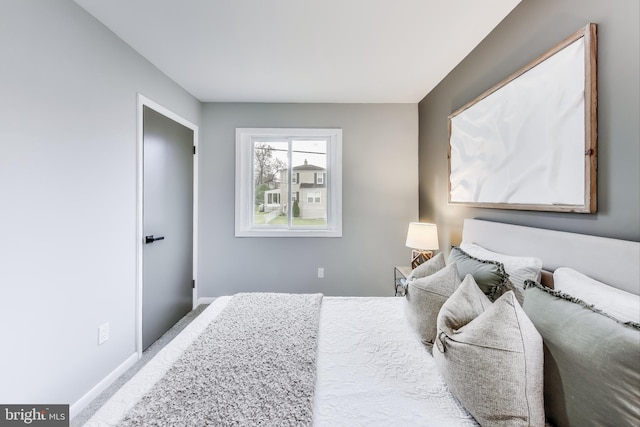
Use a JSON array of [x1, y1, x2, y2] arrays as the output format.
[[85, 296, 477, 426], [313, 297, 477, 427]]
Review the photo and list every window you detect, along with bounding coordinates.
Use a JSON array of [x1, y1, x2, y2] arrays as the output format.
[[307, 191, 321, 204], [236, 128, 342, 237], [267, 193, 280, 205]]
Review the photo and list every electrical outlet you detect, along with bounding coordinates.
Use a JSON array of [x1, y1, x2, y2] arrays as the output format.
[[98, 323, 109, 345], [318, 267, 324, 279]]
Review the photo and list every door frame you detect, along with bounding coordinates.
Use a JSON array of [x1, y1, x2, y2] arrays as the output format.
[[136, 93, 199, 358]]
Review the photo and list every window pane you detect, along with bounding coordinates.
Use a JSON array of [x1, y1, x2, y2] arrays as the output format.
[[236, 127, 341, 237], [253, 140, 289, 227], [291, 140, 327, 227]]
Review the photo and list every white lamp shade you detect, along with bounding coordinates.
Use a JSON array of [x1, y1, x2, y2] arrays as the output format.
[[405, 222, 439, 250]]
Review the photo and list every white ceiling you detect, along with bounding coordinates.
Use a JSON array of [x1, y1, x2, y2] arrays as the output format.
[[74, 0, 521, 103]]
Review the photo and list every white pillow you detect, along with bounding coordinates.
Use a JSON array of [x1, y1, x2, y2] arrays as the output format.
[[460, 241, 542, 303], [553, 267, 640, 324]]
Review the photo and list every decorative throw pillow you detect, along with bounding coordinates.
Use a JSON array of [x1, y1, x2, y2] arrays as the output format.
[[553, 267, 640, 324], [406, 252, 446, 282], [460, 241, 542, 304], [447, 246, 509, 301], [433, 275, 545, 427], [403, 263, 461, 348], [523, 280, 640, 427]]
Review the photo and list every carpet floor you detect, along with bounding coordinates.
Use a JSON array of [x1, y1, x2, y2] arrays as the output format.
[[71, 304, 210, 427]]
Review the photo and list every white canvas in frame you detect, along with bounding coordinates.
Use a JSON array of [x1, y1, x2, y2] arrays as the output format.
[[448, 24, 597, 213]]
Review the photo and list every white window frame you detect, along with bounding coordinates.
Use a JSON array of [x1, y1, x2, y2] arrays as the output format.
[[317, 173, 324, 185], [267, 192, 280, 205], [307, 190, 321, 204], [235, 128, 342, 237]]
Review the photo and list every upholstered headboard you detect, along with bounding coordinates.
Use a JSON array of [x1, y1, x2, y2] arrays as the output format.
[[462, 219, 640, 295]]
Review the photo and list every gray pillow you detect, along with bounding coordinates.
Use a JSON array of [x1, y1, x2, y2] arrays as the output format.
[[433, 275, 545, 427], [403, 263, 461, 347], [406, 252, 446, 281], [447, 246, 509, 301], [460, 241, 542, 305], [523, 280, 640, 427]]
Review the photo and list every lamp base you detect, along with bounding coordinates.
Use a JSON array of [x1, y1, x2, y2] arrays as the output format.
[[411, 250, 434, 269]]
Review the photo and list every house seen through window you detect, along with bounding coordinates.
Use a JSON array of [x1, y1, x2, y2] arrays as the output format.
[[235, 128, 342, 237]]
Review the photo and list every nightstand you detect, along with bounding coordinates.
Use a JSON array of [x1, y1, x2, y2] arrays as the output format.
[[394, 266, 412, 296]]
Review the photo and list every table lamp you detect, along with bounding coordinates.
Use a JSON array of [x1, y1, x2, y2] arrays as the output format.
[[405, 222, 439, 269]]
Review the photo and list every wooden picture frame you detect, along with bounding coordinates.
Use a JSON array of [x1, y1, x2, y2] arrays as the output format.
[[448, 23, 597, 213]]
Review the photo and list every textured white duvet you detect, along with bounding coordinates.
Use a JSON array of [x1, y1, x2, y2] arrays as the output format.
[[313, 297, 477, 427], [85, 296, 477, 426]]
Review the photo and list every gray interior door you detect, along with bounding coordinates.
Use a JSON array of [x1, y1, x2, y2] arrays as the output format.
[[142, 106, 194, 351]]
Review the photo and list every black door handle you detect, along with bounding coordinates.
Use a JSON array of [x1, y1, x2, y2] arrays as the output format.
[[145, 235, 165, 244]]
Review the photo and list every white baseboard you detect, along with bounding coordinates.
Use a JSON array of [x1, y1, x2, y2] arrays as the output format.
[[196, 297, 216, 306], [69, 352, 139, 420]]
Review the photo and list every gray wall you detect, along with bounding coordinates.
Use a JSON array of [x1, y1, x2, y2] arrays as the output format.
[[198, 103, 418, 297], [0, 0, 200, 410], [418, 0, 640, 247]]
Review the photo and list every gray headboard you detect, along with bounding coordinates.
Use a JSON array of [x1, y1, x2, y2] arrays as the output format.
[[462, 219, 640, 295]]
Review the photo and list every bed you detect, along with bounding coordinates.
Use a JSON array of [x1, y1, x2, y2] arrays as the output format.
[[84, 219, 640, 427]]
